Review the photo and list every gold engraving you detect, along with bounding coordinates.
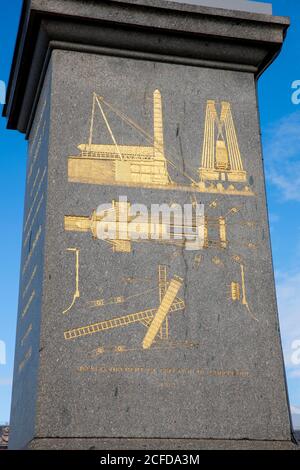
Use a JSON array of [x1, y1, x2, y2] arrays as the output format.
[[64, 265, 185, 352], [67, 91, 254, 197], [24, 167, 46, 232], [22, 265, 37, 299], [240, 264, 258, 321], [30, 100, 47, 151], [23, 194, 44, 247], [247, 242, 257, 249], [193, 253, 203, 269], [64, 201, 227, 253], [22, 225, 42, 276], [88, 286, 159, 310], [21, 290, 35, 319], [158, 265, 169, 340], [89, 296, 125, 309], [69, 90, 170, 187], [204, 216, 227, 249], [231, 282, 241, 301], [143, 276, 183, 349], [64, 303, 183, 340], [199, 101, 247, 184], [62, 248, 80, 315], [28, 115, 47, 182], [18, 346, 32, 373], [30, 167, 40, 197], [212, 256, 223, 267], [77, 365, 250, 378], [92, 341, 197, 357], [231, 261, 258, 322], [232, 254, 243, 263], [20, 323, 33, 347], [209, 199, 218, 208]]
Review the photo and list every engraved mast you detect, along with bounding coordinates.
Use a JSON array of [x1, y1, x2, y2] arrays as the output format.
[[153, 89, 165, 161]]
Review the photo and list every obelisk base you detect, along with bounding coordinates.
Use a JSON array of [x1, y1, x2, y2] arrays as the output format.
[[27, 437, 298, 450]]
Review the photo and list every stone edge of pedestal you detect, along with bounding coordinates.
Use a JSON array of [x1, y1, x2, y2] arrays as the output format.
[[3, 0, 289, 135], [29, 0, 281, 22], [170, 1, 272, 15], [25, 437, 299, 450]]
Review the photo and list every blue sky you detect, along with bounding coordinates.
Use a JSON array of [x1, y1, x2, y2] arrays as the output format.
[[0, 0, 299, 429]]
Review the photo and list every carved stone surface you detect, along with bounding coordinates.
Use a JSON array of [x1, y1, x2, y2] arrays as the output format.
[[3, 0, 297, 450], [171, 0, 272, 14]]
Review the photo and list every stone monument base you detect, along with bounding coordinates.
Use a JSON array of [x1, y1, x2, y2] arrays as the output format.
[[4, 0, 296, 451], [28, 437, 298, 450]]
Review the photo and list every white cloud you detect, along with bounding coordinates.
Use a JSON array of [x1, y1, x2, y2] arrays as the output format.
[[291, 405, 300, 415], [277, 270, 300, 345], [0, 80, 6, 105], [292, 412, 300, 430], [0, 340, 6, 365], [264, 111, 300, 201]]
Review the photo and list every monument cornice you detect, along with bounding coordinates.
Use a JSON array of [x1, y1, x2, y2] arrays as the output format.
[[3, 0, 289, 135]]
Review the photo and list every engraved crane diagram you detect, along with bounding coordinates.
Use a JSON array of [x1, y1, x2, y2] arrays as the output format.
[[64, 265, 186, 351]]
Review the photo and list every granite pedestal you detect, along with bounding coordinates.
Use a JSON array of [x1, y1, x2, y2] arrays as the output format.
[[3, 0, 297, 450]]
